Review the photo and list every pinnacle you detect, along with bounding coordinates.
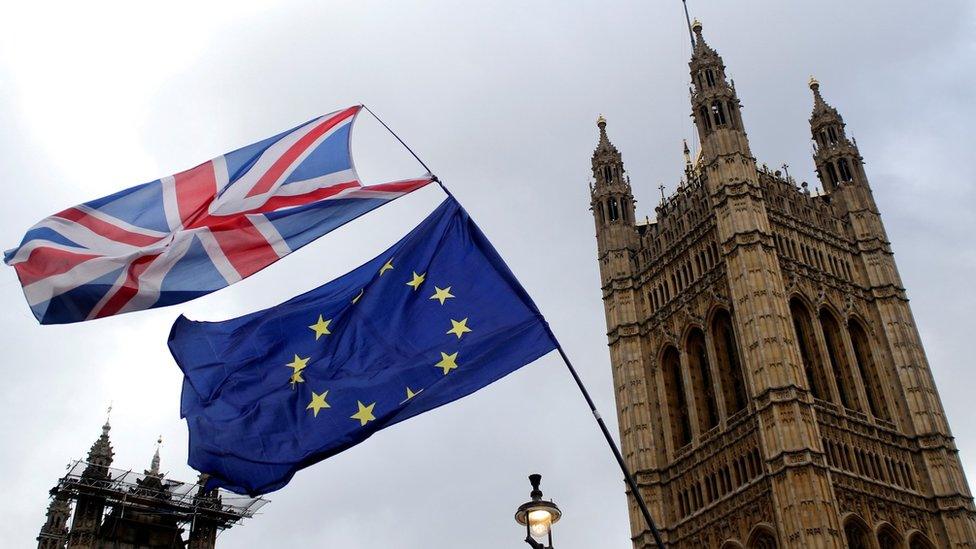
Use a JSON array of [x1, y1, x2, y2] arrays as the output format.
[[690, 18, 713, 55], [594, 115, 617, 154], [149, 435, 162, 475], [809, 76, 839, 118]]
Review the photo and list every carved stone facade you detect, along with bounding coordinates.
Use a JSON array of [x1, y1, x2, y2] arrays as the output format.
[[589, 20, 976, 549]]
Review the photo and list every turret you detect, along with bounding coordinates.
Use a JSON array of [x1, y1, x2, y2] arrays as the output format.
[[688, 19, 750, 160], [589, 115, 636, 257], [809, 77, 869, 194], [82, 417, 113, 479]]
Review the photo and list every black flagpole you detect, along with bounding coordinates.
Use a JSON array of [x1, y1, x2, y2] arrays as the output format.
[[681, 0, 695, 49], [363, 104, 666, 548]]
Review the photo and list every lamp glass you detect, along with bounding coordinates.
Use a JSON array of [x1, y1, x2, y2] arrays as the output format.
[[527, 509, 553, 539]]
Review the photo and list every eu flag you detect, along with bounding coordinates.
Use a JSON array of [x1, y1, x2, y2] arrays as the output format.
[[169, 197, 558, 495]]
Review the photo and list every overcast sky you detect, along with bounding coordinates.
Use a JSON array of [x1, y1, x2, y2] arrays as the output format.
[[1, 1, 974, 547]]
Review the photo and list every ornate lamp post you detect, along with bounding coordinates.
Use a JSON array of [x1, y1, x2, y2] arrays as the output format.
[[514, 474, 562, 549]]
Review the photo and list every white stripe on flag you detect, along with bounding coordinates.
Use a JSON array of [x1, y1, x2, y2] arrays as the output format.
[[195, 229, 242, 284], [247, 214, 290, 258]]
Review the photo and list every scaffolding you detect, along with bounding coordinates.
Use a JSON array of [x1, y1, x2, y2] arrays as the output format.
[[41, 459, 267, 545]]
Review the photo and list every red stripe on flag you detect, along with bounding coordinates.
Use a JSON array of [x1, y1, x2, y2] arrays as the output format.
[[56, 208, 164, 247], [94, 254, 159, 318], [245, 106, 360, 199], [246, 177, 432, 215], [14, 246, 102, 287], [173, 161, 218, 227], [208, 218, 281, 279], [252, 180, 361, 213], [358, 177, 434, 194]]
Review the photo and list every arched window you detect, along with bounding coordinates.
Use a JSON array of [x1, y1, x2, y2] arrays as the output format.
[[727, 101, 738, 129], [909, 532, 936, 549], [705, 69, 716, 87], [711, 101, 727, 126], [712, 310, 748, 414], [687, 329, 719, 432], [825, 163, 839, 186], [877, 526, 901, 549], [827, 126, 838, 144], [662, 346, 692, 449], [820, 309, 862, 412], [848, 319, 891, 420], [747, 527, 778, 549], [608, 197, 619, 222], [838, 159, 853, 181], [843, 516, 872, 549], [603, 165, 613, 183], [789, 299, 832, 403], [699, 106, 713, 131]]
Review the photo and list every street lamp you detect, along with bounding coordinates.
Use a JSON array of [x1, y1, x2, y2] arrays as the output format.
[[515, 474, 562, 549]]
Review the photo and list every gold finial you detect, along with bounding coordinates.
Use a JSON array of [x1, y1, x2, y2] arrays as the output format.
[[597, 114, 606, 127], [808, 75, 820, 91]]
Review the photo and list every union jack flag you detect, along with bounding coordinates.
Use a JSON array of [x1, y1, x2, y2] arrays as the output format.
[[5, 105, 432, 324]]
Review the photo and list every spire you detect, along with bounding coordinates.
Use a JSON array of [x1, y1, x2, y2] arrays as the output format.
[[595, 114, 617, 156], [82, 411, 114, 478], [690, 19, 718, 61], [809, 75, 841, 120], [149, 435, 162, 476], [591, 115, 625, 188]]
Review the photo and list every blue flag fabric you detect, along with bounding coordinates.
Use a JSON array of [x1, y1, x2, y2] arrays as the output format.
[[169, 197, 557, 495]]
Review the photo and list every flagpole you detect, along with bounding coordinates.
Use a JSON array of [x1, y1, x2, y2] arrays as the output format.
[[553, 343, 666, 549], [361, 104, 436, 176]]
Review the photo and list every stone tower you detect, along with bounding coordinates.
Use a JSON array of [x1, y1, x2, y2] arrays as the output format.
[[589, 19, 976, 548], [66, 418, 114, 548]]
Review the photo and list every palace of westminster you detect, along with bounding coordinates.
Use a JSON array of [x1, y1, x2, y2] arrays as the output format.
[[28, 16, 975, 549], [590, 19, 976, 549]]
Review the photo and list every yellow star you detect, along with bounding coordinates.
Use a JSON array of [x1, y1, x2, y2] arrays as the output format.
[[350, 401, 376, 426], [286, 354, 310, 374], [306, 390, 330, 417], [429, 286, 455, 305], [405, 386, 422, 401], [286, 354, 309, 387], [446, 318, 472, 339], [308, 315, 332, 340], [352, 288, 364, 304], [379, 259, 394, 276], [406, 271, 426, 291], [435, 351, 459, 375], [289, 371, 305, 387]]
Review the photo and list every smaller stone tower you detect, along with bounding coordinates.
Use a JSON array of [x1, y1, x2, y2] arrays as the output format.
[[67, 418, 114, 548], [37, 491, 72, 549]]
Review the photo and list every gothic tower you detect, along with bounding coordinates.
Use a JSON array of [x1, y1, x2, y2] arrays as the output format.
[[66, 417, 114, 549], [589, 19, 976, 548]]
